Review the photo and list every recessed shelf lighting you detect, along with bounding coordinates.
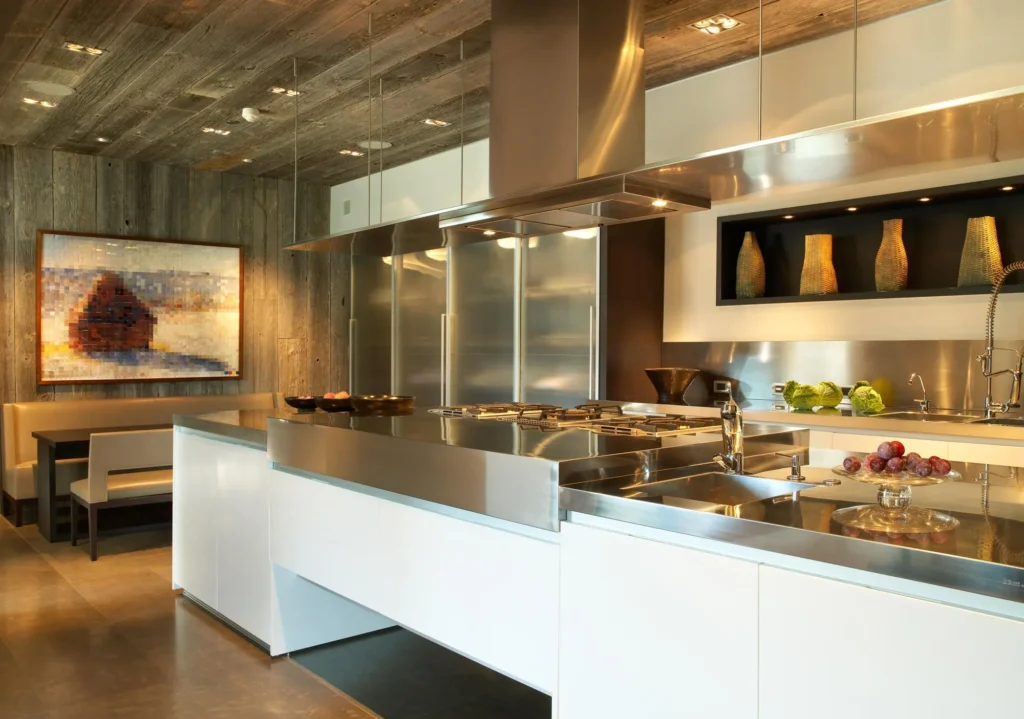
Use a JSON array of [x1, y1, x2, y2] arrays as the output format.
[[783, 215, 795, 220], [690, 14, 742, 35], [564, 228, 599, 239], [202, 127, 231, 136], [651, 199, 669, 208], [270, 86, 301, 97], [482, 230, 497, 236], [65, 42, 104, 56], [423, 118, 451, 127], [1002, 186, 1015, 191], [23, 97, 57, 108], [339, 149, 365, 157], [847, 207, 858, 212], [919, 197, 931, 202]]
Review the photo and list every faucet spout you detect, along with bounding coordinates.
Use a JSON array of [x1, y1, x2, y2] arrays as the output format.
[[718, 388, 744, 474], [981, 262, 1024, 418]]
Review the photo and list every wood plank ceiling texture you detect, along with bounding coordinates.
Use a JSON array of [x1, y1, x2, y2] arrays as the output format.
[[0, 0, 939, 185]]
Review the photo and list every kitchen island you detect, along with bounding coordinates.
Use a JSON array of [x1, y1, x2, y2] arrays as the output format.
[[173, 406, 1024, 719]]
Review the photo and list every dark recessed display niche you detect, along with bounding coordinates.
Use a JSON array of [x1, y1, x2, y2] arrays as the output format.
[[717, 176, 1024, 305]]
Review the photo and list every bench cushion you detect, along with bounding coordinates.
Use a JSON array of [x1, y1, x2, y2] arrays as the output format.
[[70, 468, 173, 503], [6, 458, 89, 501]]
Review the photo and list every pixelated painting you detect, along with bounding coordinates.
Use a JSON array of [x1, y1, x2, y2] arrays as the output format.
[[37, 232, 242, 384]]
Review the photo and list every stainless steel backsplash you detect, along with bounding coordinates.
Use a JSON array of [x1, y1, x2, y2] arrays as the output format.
[[662, 340, 1022, 411]]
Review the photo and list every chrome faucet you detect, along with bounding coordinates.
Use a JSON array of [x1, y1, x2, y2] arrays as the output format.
[[714, 388, 744, 474], [909, 373, 929, 412], [979, 262, 1024, 418]]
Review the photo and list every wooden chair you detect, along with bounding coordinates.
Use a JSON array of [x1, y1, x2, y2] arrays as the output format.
[[70, 429, 173, 561]]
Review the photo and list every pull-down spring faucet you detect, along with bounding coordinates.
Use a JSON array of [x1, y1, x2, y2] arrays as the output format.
[[714, 388, 744, 474], [980, 262, 1024, 419]]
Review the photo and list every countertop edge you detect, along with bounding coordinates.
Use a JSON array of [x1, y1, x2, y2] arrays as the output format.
[[173, 413, 268, 450]]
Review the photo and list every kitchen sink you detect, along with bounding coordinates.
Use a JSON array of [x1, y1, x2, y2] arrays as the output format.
[[970, 417, 1024, 427], [876, 411, 981, 423], [632, 472, 817, 509]]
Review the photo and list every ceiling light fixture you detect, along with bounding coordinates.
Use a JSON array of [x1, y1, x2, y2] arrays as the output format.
[[202, 127, 231, 136], [483, 230, 497, 236], [1003, 186, 1015, 191], [783, 215, 795, 220], [270, 86, 301, 97], [242, 158, 253, 164], [690, 14, 742, 35], [497, 237, 516, 249], [65, 41, 104, 55], [563, 228, 599, 239], [651, 199, 669, 208], [97, 137, 110, 143], [358, 139, 393, 150], [847, 207, 858, 212], [919, 197, 931, 202], [23, 97, 57, 108], [423, 118, 451, 127], [339, 149, 365, 157]]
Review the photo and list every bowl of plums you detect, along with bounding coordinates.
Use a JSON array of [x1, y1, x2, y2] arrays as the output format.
[[830, 440, 961, 535], [315, 391, 353, 413]]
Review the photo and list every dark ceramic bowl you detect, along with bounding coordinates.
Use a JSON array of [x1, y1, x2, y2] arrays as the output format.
[[315, 396, 354, 413], [284, 396, 319, 412], [350, 395, 415, 414]]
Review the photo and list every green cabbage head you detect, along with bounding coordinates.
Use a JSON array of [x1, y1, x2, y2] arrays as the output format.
[[850, 385, 886, 415], [816, 381, 843, 408], [815, 407, 841, 416], [850, 380, 871, 396], [783, 380, 821, 410]]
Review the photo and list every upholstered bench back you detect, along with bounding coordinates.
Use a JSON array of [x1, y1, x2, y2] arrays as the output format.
[[1, 392, 277, 500]]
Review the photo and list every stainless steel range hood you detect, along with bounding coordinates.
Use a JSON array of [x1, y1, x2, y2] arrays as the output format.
[[441, 0, 711, 233]]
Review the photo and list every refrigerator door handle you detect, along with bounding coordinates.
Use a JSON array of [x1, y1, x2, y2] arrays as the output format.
[[440, 313, 447, 405], [588, 305, 595, 401]]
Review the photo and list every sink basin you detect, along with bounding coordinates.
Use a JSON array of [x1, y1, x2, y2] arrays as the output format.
[[971, 417, 1024, 427], [875, 411, 980, 424], [633, 472, 817, 509]]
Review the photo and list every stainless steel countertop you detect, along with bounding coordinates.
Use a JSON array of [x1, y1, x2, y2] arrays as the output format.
[[561, 447, 1024, 605], [173, 409, 282, 449]]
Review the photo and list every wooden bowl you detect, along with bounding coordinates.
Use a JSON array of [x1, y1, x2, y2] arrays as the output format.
[[284, 396, 319, 412]]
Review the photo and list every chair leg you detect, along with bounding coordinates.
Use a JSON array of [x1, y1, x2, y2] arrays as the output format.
[[88, 505, 98, 561], [70, 498, 78, 546]]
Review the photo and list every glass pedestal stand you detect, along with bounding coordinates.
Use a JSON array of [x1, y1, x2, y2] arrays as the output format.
[[830, 467, 961, 534]]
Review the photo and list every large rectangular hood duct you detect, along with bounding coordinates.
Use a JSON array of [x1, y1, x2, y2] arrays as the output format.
[[442, 0, 710, 232]]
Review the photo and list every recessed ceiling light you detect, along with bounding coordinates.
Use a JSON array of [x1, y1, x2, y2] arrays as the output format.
[[1002, 186, 1014, 191], [690, 14, 742, 35], [847, 207, 858, 212], [26, 81, 75, 96], [270, 86, 301, 97], [423, 118, 451, 127], [358, 140, 393, 150], [23, 97, 57, 108], [651, 199, 669, 208], [919, 197, 931, 202], [783, 215, 795, 220], [242, 158, 253, 164], [97, 137, 110, 143], [202, 127, 231, 136], [65, 41, 104, 55], [483, 230, 497, 236], [339, 149, 365, 157]]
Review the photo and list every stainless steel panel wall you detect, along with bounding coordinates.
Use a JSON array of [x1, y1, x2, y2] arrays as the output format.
[[448, 240, 517, 405], [522, 232, 598, 406], [394, 251, 447, 405], [350, 255, 392, 395], [662, 340, 1021, 411]]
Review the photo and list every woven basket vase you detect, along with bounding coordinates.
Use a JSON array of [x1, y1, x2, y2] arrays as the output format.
[[958, 216, 1002, 287], [875, 218, 908, 292], [800, 234, 838, 296], [736, 231, 766, 299]]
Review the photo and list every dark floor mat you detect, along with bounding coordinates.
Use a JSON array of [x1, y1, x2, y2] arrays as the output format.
[[293, 627, 551, 719]]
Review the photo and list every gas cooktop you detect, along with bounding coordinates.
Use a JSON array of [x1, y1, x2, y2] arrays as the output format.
[[429, 402, 722, 438]]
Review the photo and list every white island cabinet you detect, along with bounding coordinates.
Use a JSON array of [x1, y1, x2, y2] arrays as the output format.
[[759, 566, 1024, 719], [558, 522, 760, 719]]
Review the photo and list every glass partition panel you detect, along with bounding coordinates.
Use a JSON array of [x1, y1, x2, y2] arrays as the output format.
[[394, 250, 447, 405]]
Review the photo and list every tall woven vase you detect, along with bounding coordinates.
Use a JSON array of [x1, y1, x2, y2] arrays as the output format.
[[875, 218, 908, 292], [958, 216, 1002, 287], [799, 234, 838, 296], [735, 231, 765, 299]]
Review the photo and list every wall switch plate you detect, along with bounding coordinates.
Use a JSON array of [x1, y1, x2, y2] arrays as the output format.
[[771, 383, 786, 395], [713, 380, 732, 394]]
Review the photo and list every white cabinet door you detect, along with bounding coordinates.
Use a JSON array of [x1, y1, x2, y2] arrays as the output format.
[[172, 429, 219, 607], [759, 566, 1024, 719], [215, 441, 271, 644], [375, 500, 559, 694], [559, 522, 759, 719]]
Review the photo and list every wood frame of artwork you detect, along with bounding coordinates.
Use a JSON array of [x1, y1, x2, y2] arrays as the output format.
[[36, 230, 244, 386]]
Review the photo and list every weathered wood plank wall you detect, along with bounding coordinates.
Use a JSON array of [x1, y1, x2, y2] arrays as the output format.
[[0, 144, 346, 403]]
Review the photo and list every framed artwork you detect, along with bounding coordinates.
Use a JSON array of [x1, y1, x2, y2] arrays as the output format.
[[37, 231, 243, 385]]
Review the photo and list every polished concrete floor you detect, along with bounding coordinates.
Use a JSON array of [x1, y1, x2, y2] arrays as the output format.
[[0, 517, 378, 718]]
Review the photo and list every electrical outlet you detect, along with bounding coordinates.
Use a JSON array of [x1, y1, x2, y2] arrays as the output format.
[[771, 383, 786, 395], [343, 199, 352, 216], [713, 380, 732, 394]]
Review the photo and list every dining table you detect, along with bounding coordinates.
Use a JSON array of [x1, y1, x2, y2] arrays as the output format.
[[33, 424, 172, 542]]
